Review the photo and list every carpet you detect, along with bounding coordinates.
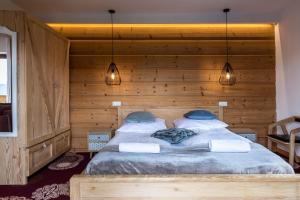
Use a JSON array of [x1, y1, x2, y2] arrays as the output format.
[[0, 152, 90, 200]]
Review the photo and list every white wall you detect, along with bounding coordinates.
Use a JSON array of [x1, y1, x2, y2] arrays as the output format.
[[276, 0, 300, 120]]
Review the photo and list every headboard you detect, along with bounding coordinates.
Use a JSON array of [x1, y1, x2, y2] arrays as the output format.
[[117, 106, 224, 128]]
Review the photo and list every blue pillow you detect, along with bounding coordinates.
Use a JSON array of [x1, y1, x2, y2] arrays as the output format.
[[184, 110, 217, 120], [124, 111, 156, 123]]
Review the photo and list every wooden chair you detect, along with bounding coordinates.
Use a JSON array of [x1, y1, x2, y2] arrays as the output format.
[[267, 116, 300, 166]]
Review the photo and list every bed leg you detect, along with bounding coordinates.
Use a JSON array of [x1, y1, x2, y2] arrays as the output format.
[[70, 176, 81, 200]]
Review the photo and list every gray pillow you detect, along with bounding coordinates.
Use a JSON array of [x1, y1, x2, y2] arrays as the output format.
[[124, 111, 156, 123], [151, 128, 197, 144]]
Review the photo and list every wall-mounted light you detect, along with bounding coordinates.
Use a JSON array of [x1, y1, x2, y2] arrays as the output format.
[[219, 8, 236, 86], [105, 9, 121, 85]]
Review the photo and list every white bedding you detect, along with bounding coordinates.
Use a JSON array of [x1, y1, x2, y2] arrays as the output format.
[[109, 128, 252, 147]]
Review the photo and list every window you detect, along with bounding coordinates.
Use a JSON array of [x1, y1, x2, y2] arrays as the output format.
[[0, 56, 8, 103], [0, 26, 17, 136]]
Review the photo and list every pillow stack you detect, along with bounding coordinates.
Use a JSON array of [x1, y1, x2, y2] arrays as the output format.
[[117, 111, 167, 134], [174, 109, 228, 133]]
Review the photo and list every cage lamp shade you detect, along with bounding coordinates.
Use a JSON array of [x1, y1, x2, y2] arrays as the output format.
[[105, 9, 121, 85], [105, 62, 121, 85], [219, 8, 236, 86], [219, 62, 236, 86]]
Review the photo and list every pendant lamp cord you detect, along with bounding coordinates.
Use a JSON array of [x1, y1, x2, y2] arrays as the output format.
[[226, 10, 229, 63], [110, 11, 114, 62]]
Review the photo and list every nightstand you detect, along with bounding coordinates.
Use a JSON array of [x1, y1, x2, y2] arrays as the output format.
[[88, 129, 112, 158], [230, 128, 257, 142]]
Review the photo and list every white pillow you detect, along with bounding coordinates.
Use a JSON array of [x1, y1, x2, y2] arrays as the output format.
[[174, 118, 228, 132], [117, 118, 167, 134]]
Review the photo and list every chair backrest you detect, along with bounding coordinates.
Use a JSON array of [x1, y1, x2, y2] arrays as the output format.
[[278, 116, 300, 135]]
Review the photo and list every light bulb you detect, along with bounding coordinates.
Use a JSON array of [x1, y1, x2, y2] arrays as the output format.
[[111, 72, 116, 80], [226, 72, 231, 80]]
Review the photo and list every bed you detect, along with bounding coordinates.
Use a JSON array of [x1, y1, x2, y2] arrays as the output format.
[[70, 106, 300, 200]]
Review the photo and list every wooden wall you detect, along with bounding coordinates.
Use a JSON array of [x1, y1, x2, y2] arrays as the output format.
[[50, 24, 276, 152]]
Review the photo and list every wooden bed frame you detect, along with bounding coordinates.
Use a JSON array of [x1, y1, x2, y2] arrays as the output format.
[[70, 106, 300, 200]]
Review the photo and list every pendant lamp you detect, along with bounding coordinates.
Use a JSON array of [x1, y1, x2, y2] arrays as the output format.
[[105, 9, 121, 85], [219, 8, 236, 86]]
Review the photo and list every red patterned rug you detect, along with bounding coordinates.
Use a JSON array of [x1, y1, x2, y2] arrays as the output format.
[[0, 152, 90, 200]]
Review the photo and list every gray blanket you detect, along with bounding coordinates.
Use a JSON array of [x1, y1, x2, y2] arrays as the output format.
[[85, 143, 294, 175]]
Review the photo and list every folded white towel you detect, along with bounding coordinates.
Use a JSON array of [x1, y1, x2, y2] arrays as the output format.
[[209, 140, 251, 152], [119, 143, 160, 153]]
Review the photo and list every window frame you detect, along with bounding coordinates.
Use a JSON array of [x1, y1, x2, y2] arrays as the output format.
[[0, 26, 17, 137]]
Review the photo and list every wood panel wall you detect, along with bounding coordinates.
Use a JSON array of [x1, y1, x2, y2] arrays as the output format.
[[50, 24, 276, 152]]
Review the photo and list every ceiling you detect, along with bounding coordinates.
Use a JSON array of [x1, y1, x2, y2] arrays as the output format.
[[9, 0, 295, 23]]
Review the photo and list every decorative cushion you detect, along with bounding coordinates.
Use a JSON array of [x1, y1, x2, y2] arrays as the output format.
[[184, 110, 217, 120], [151, 128, 197, 144], [124, 111, 156, 123]]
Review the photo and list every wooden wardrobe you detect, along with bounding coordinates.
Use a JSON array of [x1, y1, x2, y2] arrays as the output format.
[[0, 11, 70, 185]]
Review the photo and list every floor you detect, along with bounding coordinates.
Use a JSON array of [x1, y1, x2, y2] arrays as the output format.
[[0, 152, 90, 200], [0, 152, 299, 200]]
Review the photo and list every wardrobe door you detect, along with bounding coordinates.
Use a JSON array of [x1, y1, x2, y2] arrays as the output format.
[[54, 38, 70, 134], [26, 20, 56, 146]]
